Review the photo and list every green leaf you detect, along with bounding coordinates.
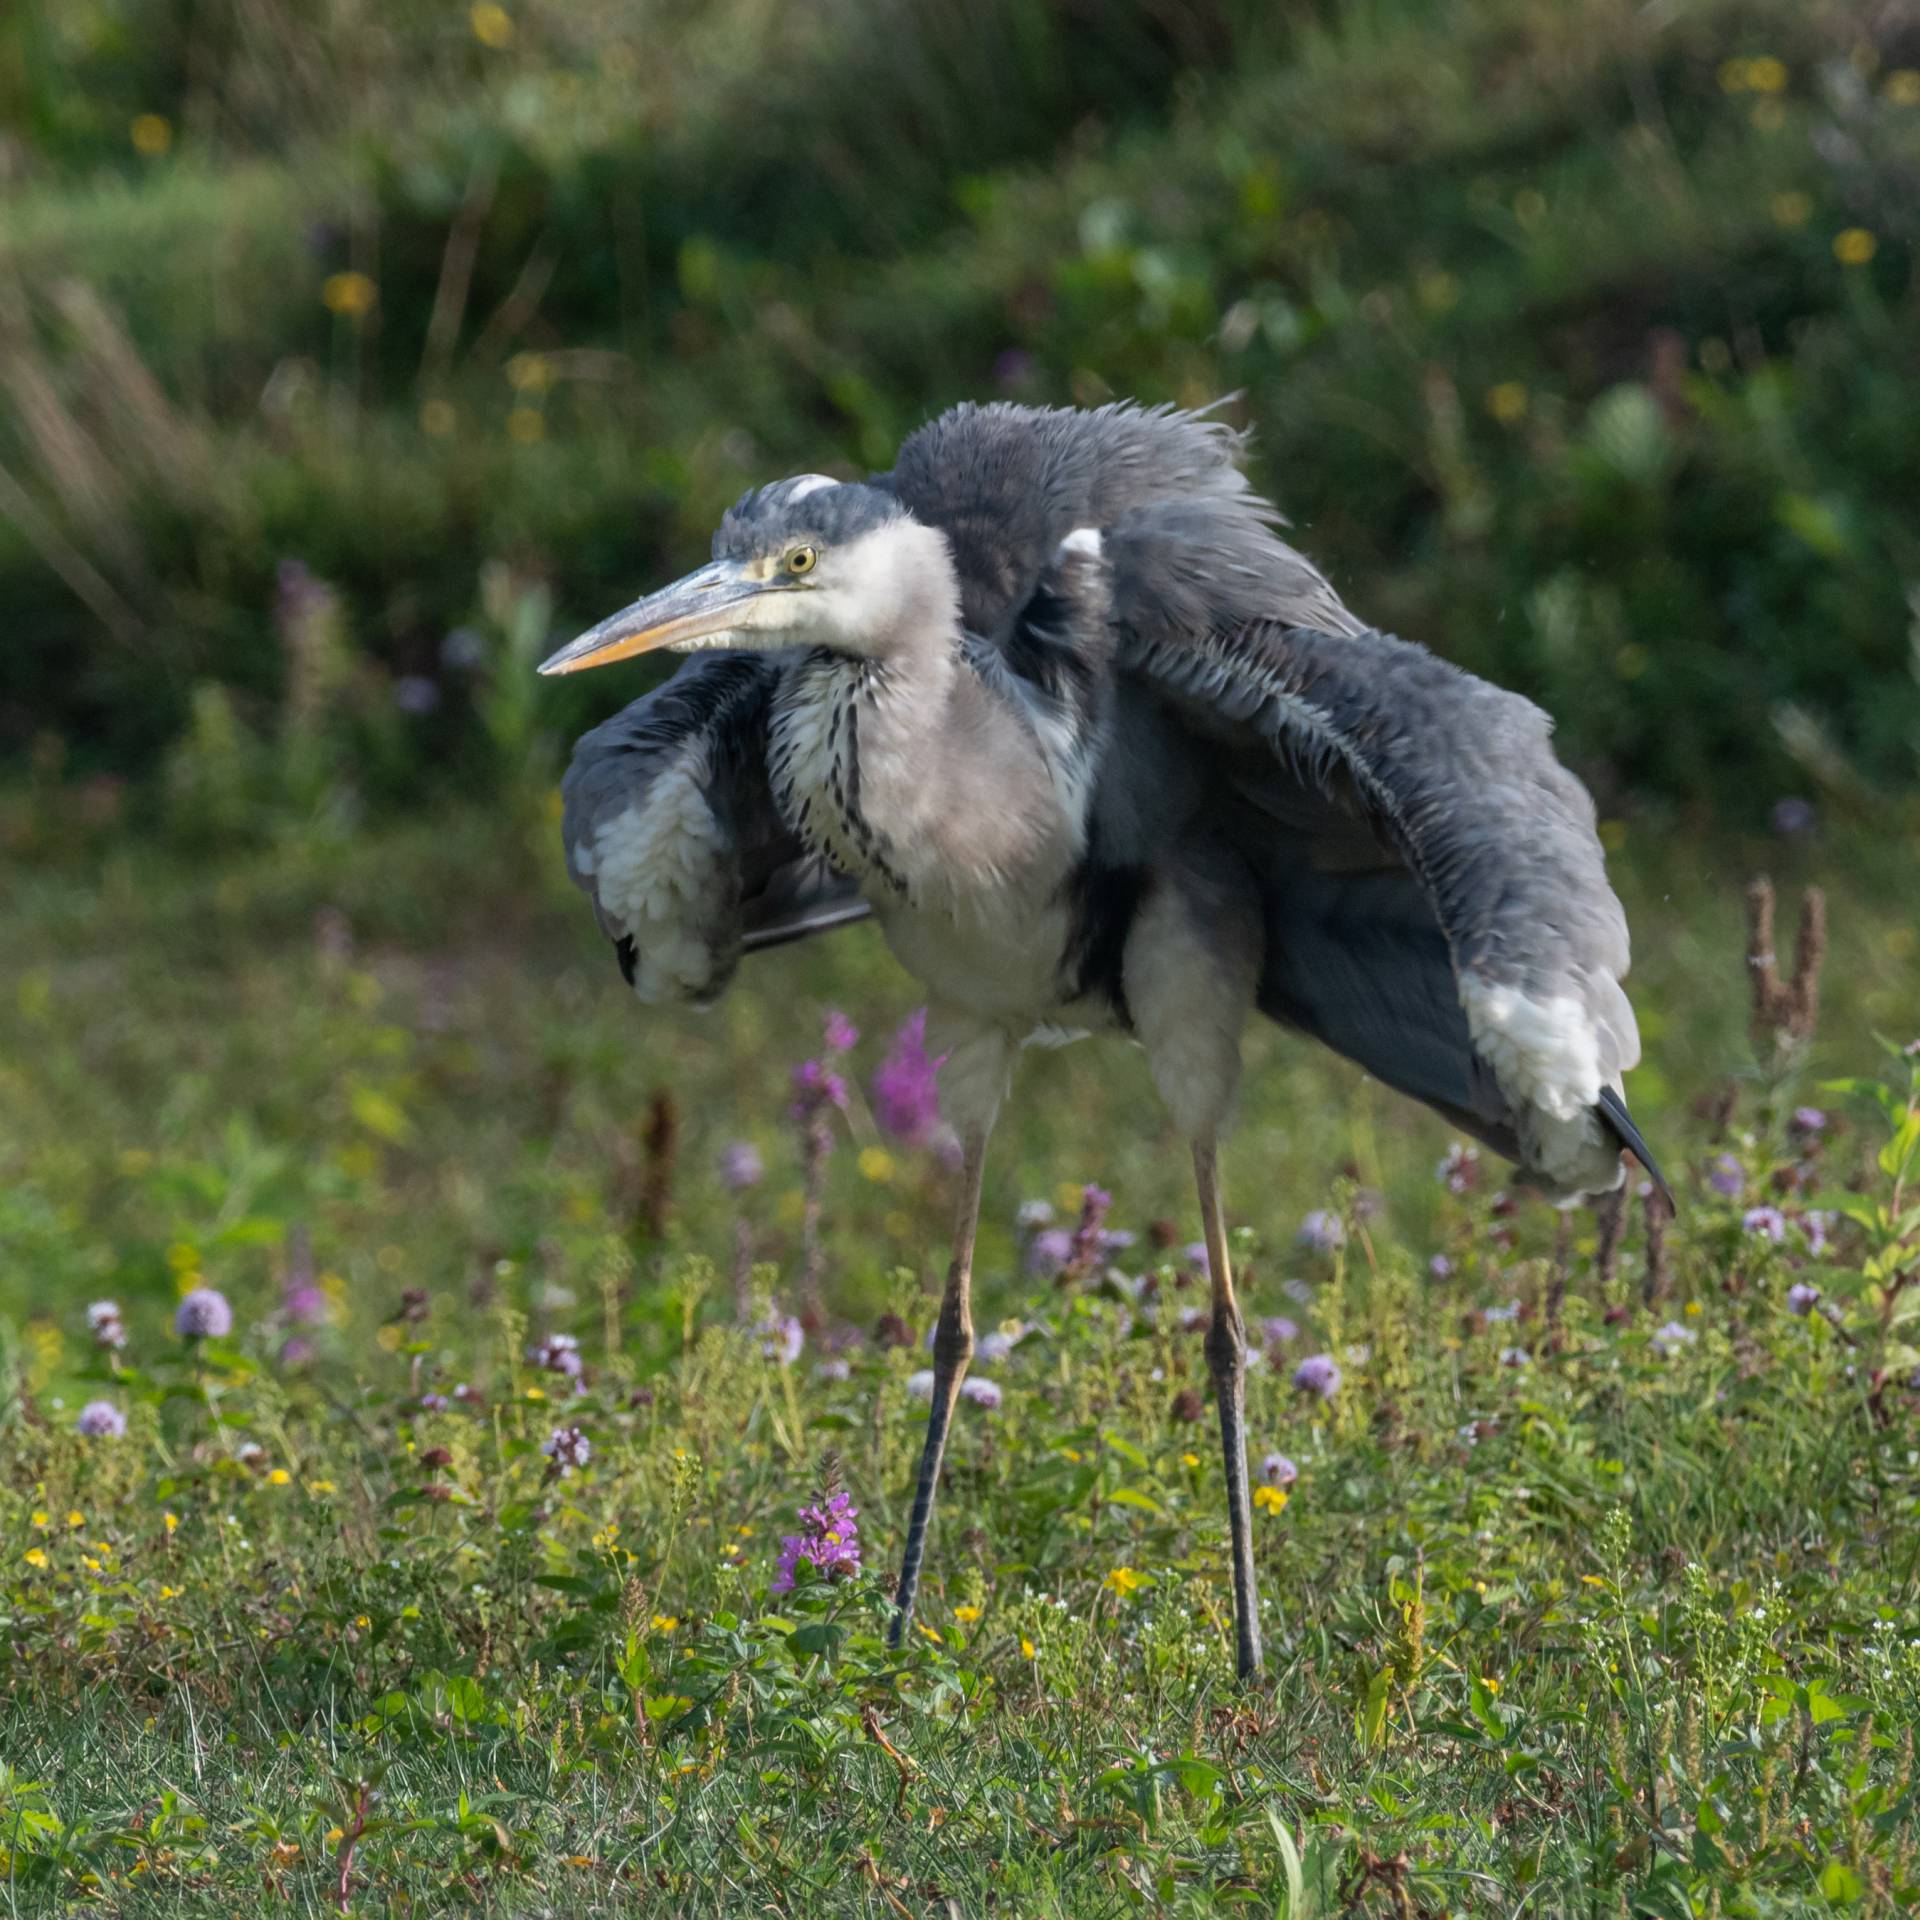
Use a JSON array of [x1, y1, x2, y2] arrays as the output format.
[[1108, 1487, 1166, 1517], [1265, 1804, 1305, 1918]]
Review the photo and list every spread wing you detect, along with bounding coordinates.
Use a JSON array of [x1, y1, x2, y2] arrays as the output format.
[[1117, 610, 1661, 1201], [559, 652, 867, 1005]]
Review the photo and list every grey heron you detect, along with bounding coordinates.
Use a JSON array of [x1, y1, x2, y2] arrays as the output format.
[[541, 400, 1665, 1681]]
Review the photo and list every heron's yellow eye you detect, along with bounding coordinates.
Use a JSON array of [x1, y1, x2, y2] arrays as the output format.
[[785, 545, 817, 576]]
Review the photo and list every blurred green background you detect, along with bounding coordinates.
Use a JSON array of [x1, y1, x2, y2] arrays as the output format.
[[3, 0, 1919, 848]]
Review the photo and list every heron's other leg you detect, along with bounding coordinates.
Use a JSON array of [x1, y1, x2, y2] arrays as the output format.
[[888, 1019, 1009, 1649], [1196, 1136, 1262, 1680], [1123, 848, 1265, 1681], [888, 1125, 989, 1647]]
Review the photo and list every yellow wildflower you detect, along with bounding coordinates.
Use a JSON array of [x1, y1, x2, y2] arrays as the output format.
[[1253, 1484, 1289, 1515], [470, 2, 513, 47], [917, 1622, 944, 1644], [652, 1615, 679, 1632], [1887, 69, 1920, 106], [1744, 56, 1788, 94], [1105, 1566, 1143, 1596], [1834, 228, 1878, 266], [267, 1468, 291, 1486], [24, 1548, 48, 1569], [66, 1511, 83, 1529], [1180, 1452, 1199, 1468], [130, 114, 172, 157], [953, 1604, 982, 1624], [163, 1512, 179, 1534], [1581, 1573, 1608, 1587], [159, 1584, 183, 1600], [506, 407, 546, 445], [858, 1147, 895, 1184], [1486, 382, 1529, 425], [1020, 1636, 1037, 1660], [308, 1480, 335, 1496], [505, 352, 551, 394], [320, 272, 377, 319], [30, 1511, 47, 1530]]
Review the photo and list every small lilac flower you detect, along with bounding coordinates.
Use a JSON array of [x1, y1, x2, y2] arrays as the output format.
[[1770, 796, 1816, 837], [1435, 1143, 1479, 1194], [976, 1329, 1018, 1365], [77, 1399, 127, 1438], [1281, 1278, 1314, 1306], [720, 1141, 764, 1190], [814, 1356, 851, 1383], [1182, 1241, 1210, 1274], [279, 1335, 314, 1367], [284, 1283, 328, 1327], [1427, 1255, 1454, 1280], [1026, 1228, 1075, 1276], [1707, 1155, 1744, 1199], [392, 674, 441, 714], [772, 1488, 861, 1592], [1743, 1205, 1787, 1243], [758, 1314, 804, 1366], [1260, 1315, 1299, 1347], [1062, 1185, 1114, 1283], [453, 1381, 483, 1405], [789, 1058, 850, 1119], [87, 1300, 127, 1351], [1016, 1199, 1055, 1231], [1297, 1211, 1345, 1255], [1499, 1347, 1530, 1369], [1789, 1107, 1826, 1138], [1260, 1451, 1298, 1488], [1484, 1299, 1521, 1323], [823, 1011, 859, 1054], [174, 1287, 233, 1340], [1802, 1210, 1834, 1256], [529, 1331, 584, 1378], [1652, 1320, 1696, 1353], [871, 1009, 944, 1146], [961, 1377, 1003, 1409], [1787, 1282, 1820, 1316], [541, 1425, 591, 1474], [419, 1391, 451, 1412], [905, 1369, 936, 1401], [1293, 1354, 1341, 1399], [1179, 1306, 1209, 1333]]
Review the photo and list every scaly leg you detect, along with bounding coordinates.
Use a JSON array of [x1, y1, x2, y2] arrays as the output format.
[[887, 1126, 989, 1648], [1196, 1136, 1262, 1681]]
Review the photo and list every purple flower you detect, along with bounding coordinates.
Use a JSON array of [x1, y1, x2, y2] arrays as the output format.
[[283, 1284, 328, 1327], [1435, 1143, 1479, 1194], [1707, 1155, 1744, 1199], [905, 1369, 936, 1401], [453, 1381, 483, 1405], [961, 1377, 1003, 1409], [392, 675, 441, 714], [541, 1425, 592, 1474], [1260, 1451, 1298, 1488], [976, 1329, 1018, 1364], [1260, 1315, 1299, 1348], [720, 1141, 764, 1190], [823, 1011, 860, 1054], [529, 1331, 584, 1379], [87, 1300, 127, 1351], [419, 1391, 451, 1412], [77, 1399, 127, 1438], [1499, 1346, 1530, 1369], [1652, 1320, 1696, 1353], [1789, 1107, 1826, 1136], [789, 1058, 850, 1120], [1026, 1228, 1075, 1276], [1297, 1211, 1345, 1255], [174, 1287, 233, 1340], [1484, 1299, 1521, 1323], [1427, 1255, 1454, 1280], [772, 1488, 861, 1592], [1743, 1205, 1787, 1243], [1292, 1354, 1341, 1399], [1801, 1210, 1834, 1256], [1179, 1306, 1209, 1333], [1787, 1282, 1821, 1316], [871, 1009, 944, 1146], [757, 1313, 804, 1366], [1770, 796, 1817, 837], [1182, 1240, 1211, 1274], [814, 1357, 851, 1383]]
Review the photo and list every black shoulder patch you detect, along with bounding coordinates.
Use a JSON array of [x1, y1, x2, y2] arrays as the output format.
[[615, 935, 638, 987]]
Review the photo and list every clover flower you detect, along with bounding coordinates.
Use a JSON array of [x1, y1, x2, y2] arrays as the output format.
[[1787, 1282, 1821, 1316], [1260, 1451, 1298, 1488], [1297, 1211, 1345, 1255], [1436, 1143, 1480, 1193], [1652, 1320, 1696, 1353], [872, 1009, 943, 1146], [976, 1329, 1019, 1364], [77, 1400, 127, 1438], [719, 1141, 764, 1190], [772, 1488, 861, 1592], [1743, 1205, 1787, 1243], [758, 1313, 804, 1366], [1292, 1354, 1341, 1399], [823, 1011, 859, 1054], [87, 1300, 127, 1351], [1427, 1255, 1454, 1280], [541, 1425, 591, 1475], [529, 1331, 584, 1379], [961, 1377, 1003, 1409], [1260, 1315, 1299, 1347], [1707, 1155, 1744, 1198], [174, 1287, 233, 1339], [419, 1391, 451, 1412], [1789, 1107, 1826, 1138], [1802, 1210, 1834, 1256]]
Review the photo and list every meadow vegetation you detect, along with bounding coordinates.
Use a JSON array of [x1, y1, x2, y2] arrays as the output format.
[[4, 0, 1920, 1912]]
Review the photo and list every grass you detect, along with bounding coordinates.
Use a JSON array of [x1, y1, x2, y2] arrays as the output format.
[[2, 816, 1918, 1914]]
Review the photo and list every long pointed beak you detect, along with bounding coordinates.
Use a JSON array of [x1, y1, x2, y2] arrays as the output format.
[[538, 561, 771, 675]]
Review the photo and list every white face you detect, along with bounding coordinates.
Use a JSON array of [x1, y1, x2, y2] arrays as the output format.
[[539, 493, 960, 677]]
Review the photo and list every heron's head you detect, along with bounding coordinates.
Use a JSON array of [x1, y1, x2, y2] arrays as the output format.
[[538, 476, 960, 676]]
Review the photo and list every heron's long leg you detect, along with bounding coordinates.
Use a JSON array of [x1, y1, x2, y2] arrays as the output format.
[[1196, 1136, 1263, 1681], [887, 1126, 989, 1648]]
